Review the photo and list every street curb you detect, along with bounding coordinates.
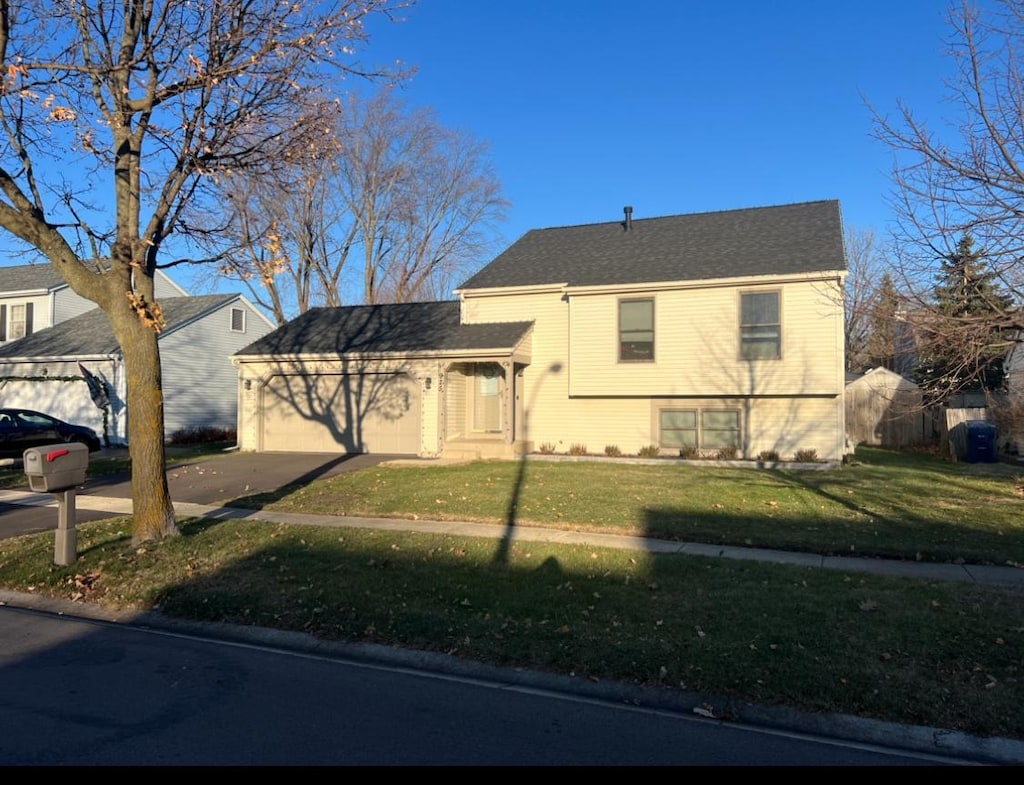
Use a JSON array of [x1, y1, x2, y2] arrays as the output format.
[[1, 589, 1022, 765]]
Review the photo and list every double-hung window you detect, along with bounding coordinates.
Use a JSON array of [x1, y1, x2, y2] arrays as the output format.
[[9, 304, 28, 341], [619, 298, 654, 362], [740, 291, 780, 360]]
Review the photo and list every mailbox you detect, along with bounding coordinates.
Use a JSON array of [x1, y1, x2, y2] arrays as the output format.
[[23, 442, 89, 492]]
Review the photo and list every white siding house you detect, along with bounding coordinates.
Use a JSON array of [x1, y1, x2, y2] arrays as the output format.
[[0, 283, 273, 445]]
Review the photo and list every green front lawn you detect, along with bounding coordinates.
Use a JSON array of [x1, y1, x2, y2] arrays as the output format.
[[230, 447, 1024, 566]]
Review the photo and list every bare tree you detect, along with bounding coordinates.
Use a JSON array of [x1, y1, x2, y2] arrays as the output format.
[[215, 88, 507, 320], [213, 105, 357, 324], [0, 0, 410, 542], [843, 226, 889, 373], [872, 0, 1023, 400]]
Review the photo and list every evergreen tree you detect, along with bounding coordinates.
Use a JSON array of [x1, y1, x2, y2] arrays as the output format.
[[914, 235, 1013, 399], [864, 273, 902, 372]]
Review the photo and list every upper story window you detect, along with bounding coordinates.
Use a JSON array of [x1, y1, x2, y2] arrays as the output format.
[[7, 303, 32, 341], [230, 307, 246, 333], [740, 291, 780, 360], [619, 298, 654, 362]]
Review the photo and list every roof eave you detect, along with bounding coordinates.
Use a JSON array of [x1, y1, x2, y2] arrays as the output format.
[[0, 352, 119, 363], [564, 269, 847, 296], [234, 346, 529, 364], [456, 282, 568, 298]]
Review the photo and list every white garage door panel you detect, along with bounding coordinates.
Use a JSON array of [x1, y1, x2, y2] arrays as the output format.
[[262, 373, 420, 454]]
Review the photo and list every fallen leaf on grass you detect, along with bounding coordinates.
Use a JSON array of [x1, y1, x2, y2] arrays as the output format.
[[859, 599, 878, 611]]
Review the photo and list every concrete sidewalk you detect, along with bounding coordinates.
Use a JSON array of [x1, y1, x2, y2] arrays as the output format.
[[3, 488, 1023, 589]]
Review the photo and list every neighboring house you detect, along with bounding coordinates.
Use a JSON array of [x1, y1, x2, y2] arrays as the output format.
[[997, 339, 1024, 453], [234, 200, 848, 462], [0, 263, 187, 344], [0, 289, 273, 445], [1006, 339, 1023, 393], [845, 367, 929, 448]]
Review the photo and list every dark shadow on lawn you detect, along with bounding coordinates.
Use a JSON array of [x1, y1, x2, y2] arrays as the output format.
[[491, 362, 563, 568]]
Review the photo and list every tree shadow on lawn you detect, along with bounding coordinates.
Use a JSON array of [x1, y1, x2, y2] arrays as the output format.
[[149, 517, 586, 652], [642, 495, 1023, 566]]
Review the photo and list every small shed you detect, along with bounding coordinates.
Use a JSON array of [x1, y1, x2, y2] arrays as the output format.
[[845, 367, 928, 448]]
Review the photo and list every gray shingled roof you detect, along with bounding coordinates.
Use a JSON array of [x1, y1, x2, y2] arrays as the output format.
[[236, 301, 532, 357], [0, 294, 238, 357], [0, 263, 67, 293], [459, 200, 846, 290]]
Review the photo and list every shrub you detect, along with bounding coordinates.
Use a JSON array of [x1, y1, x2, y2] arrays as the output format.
[[758, 449, 780, 462], [678, 445, 699, 459], [168, 426, 236, 445], [715, 446, 739, 460], [638, 444, 661, 458], [538, 442, 557, 455], [793, 448, 819, 463], [568, 443, 588, 456], [604, 444, 622, 457]]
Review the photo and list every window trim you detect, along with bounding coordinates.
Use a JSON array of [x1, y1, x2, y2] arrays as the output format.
[[471, 363, 502, 434], [739, 289, 781, 361], [230, 306, 246, 333], [618, 297, 655, 363], [9, 303, 27, 341]]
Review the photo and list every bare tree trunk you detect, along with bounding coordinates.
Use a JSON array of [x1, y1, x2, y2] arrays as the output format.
[[109, 307, 178, 543]]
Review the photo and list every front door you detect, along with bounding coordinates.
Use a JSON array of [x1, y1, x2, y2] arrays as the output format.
[[473, 365, 501, 433]]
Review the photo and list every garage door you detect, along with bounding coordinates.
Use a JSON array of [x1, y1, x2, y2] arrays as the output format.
[[261, 373, 421, 455]]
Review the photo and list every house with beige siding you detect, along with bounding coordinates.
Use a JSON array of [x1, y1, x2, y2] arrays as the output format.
[[234, 200, 849, 462]]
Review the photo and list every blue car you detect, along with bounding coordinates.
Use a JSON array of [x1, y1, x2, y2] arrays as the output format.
[[0, 408, 102, 457]]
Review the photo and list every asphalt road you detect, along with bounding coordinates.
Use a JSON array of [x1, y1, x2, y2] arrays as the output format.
[[0, 604, 960, 766]]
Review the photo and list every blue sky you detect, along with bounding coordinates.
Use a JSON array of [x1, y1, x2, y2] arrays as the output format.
[[0, 1, 971, 295], [358, 0, 959, 245]]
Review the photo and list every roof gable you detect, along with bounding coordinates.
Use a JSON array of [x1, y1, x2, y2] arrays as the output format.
[[236, 301, 533, 357], [459, 200, 846, 291], [1, 262, 188, 297], [0, 294, 238, 358], [0, 264, 66, 293]]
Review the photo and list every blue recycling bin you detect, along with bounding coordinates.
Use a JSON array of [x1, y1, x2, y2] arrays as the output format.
[[964, 420, 997, 463]]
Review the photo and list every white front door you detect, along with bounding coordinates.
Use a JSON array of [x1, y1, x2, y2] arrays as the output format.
[[473, 366, 501, 433]]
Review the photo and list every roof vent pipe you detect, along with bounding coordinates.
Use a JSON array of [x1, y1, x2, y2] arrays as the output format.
[[623, 205, 633, 231]]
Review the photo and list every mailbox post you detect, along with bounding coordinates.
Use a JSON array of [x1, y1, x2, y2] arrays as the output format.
[[23, 443, 90, 566]]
